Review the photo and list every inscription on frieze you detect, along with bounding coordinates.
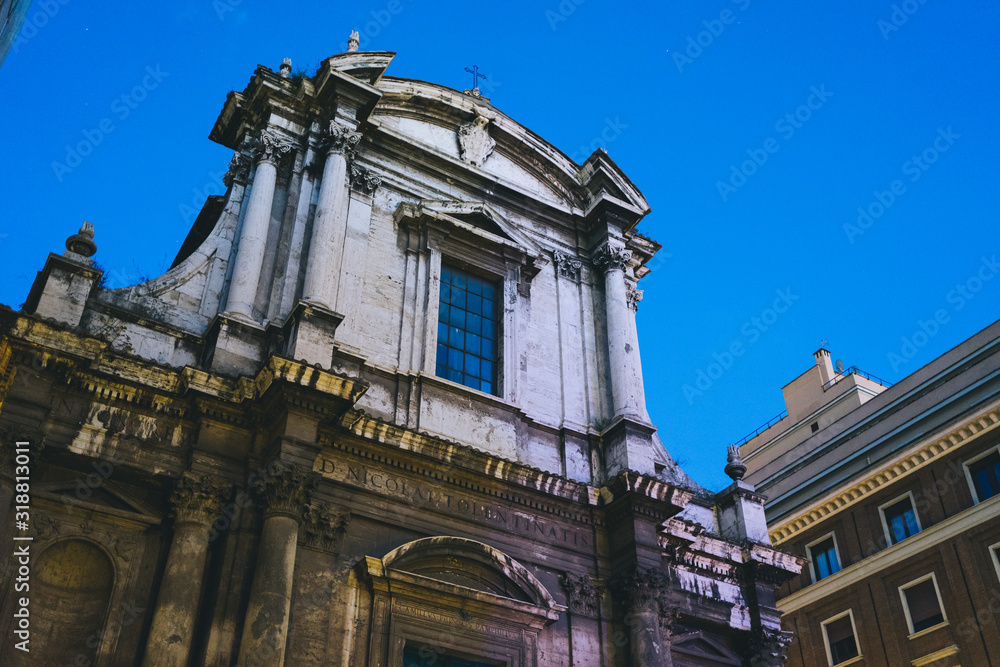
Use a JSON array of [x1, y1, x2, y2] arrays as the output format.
[[313, 451, 590, 549]]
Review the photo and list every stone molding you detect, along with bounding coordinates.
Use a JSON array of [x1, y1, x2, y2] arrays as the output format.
[[250, 462, 315, 521], [300, 502, 350, 551], [558, 572, 599, 617], [749, 627, 793, 667], [250, 128, 295, 166], [592, 243, 631, 273], [457, 111, 495, 167], [320, 120, 363, 159], [170, 473, 231, 527], [553, 251, 582, 280], [349, 163, 382, 195]]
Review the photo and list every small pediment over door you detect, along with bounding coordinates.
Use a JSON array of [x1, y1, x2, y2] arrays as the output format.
[[671, 630, 743, 666]]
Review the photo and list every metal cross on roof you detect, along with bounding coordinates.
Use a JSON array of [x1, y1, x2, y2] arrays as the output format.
[[464, 65, 486, 91]]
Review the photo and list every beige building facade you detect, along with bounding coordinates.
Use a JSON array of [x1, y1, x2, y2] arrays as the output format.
[[741, 326, 1000, 667], [0, 38, 801, 666]]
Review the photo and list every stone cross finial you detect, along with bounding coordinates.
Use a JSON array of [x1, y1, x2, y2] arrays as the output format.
[[65, 221, 97, 258], [348, 30, 360, 52], [280, 58, 292, 78], [725, 444, 747, 482]]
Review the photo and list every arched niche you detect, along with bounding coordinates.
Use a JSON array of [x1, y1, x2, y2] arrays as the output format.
[[3, 539, 114, 667], [357, 537, 563, 667]]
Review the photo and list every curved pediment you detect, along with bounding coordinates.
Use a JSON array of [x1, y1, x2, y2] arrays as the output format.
[[381, 536, 557, 609], [372, 78, 649, 221]]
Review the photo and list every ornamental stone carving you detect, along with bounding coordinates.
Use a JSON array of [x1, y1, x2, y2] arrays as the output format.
[[321, 120, 363, 159], [559, 572, 599, 617], [300, 503, 350, 551], [457, 112, 495, 167], [170, 473, 231, 527], [349, 163, 382, 195], [250, 462, 315, 521], [250, 128, 295, 166], [610, 566, 672, 614], [553, 251, 582, 280], [749, 628, 793, 667], [625, 282, 643, 311], [223, 151, 251, 186], [592, 243, 631, 273]]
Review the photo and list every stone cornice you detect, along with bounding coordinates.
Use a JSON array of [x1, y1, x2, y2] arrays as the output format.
[[768, 400, 1000, 545], [327, 410, 599, 522]]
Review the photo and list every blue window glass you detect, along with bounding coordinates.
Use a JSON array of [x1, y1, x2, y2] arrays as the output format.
[[969, 450, 1000, 502], [435, 264, 500, 395], [883, 496, 920, 545], [808, 537, 841, 582]]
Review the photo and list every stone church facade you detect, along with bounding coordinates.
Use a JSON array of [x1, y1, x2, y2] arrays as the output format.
[[0, 38, 800, 666]]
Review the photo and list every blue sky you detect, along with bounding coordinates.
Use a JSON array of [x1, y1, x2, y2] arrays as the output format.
[[2, 0, 997, 491]]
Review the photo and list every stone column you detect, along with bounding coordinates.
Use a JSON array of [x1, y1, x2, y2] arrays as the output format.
[[332, 164, 381, 349], [301, 120, 362, 311], [237, 464, 315, 667], [612, 567, 675, 667], [142, 474, 229, 667], [594, 243, 647, 420], [226, 129, 294, 321]]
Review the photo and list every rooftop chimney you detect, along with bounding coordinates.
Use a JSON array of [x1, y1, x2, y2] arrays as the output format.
[[814, 347, 834, 386]]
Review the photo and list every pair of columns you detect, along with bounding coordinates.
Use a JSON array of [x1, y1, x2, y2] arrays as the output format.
[[142, 465, 339, 667], [592, 243, 648, 421], [225, 120, 370, 322]]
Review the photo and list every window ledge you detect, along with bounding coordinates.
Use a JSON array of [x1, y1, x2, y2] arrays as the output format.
[[832, 656, 864, 667], [907, 621, 949, 640], [421, 371, 513, 409]]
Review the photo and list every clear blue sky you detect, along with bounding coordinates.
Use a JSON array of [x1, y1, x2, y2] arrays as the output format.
[[2, 1, 997, 491]]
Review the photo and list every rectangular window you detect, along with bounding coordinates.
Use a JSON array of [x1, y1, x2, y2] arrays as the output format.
[[899, 575, 946, 635], [435, 264, 499, 395], [404, 645, 495, 667], [808, 535, 842, 582], [822, 611, 860, 666], [880, 494, 920, 545], [966, 449, 1000, 502]]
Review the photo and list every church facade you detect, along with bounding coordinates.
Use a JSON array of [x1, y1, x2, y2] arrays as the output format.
[[0, 38, 800, 666]]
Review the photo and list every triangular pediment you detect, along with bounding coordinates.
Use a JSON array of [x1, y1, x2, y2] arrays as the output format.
[[35, 479, 162, 525], [671, 631, 743, 666]]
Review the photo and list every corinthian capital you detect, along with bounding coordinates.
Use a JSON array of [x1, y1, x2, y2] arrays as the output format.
[[250, 462, 315, 521], [559, 572, 599, 617], [224, 151, 252, 186], [300, 503, 350, 551], [250, 128, 295, 165], [553, 251, 583, 280], [750, 628, 793, 667], [592, 243, 632, 273], [349, 163, 382, 195], [170, 473, 231, 527], [610, 566, 672, 614], [626, 281, 643, 311], [320, 120, 363, 158]]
